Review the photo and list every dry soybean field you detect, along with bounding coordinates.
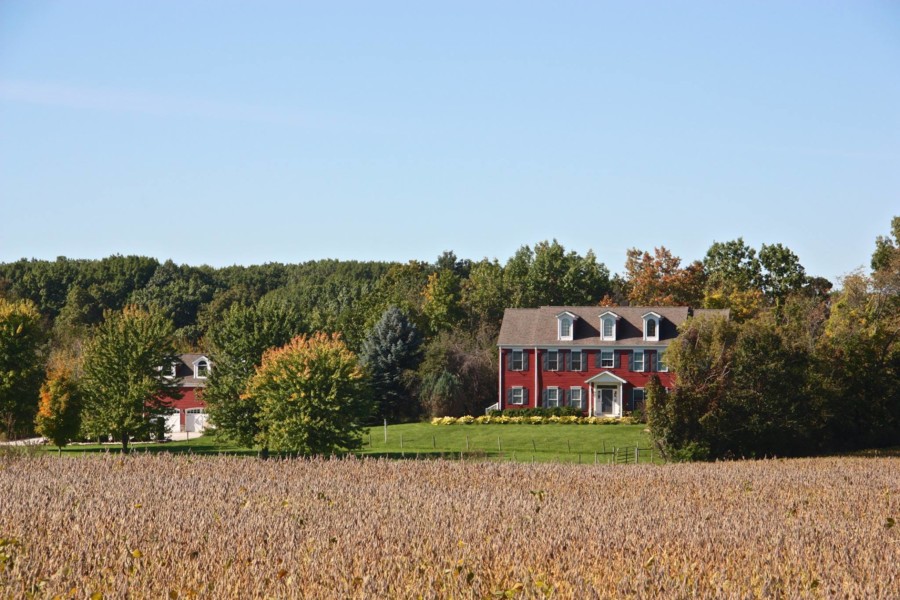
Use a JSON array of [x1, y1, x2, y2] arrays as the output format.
[[1, 455, 897, 599]]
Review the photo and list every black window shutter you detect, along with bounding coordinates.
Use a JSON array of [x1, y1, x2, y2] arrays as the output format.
[[506, 389, 512, 404], [506, 352, 511, 371], [561, 351, 567, 371], [523, 352, 529, 371], [524, 388, 529, 406], [562, 389, 568, 406], [594, 351, 601, 368], [541, 388, 547, 407], [542, 352, 548, 371], [648, 350, 655, 372], [628, 351, 633, 371]]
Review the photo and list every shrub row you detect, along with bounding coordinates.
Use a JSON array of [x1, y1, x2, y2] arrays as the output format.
[[490, 407, 583, 418], [430, 415, 638, 425]]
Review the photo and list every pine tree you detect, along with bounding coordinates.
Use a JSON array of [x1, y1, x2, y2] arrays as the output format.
[[360, 306, 422, 422]]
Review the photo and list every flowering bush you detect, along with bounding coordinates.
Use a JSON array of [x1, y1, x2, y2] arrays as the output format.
[[431, 415, 637, 425]]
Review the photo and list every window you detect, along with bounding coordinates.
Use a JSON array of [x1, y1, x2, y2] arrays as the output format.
[[195, 359, 209, 378], [511, 387, 526, 405], [546, 387, 560, 408], [657, 350, 668, 372], [569, 387, 583, 410], [599, 311, 619, 341], [642, 312, 661, 341], [511, 350, 524, 371], [603, 318, 614, 337], [570, 350, 582, 371], [560, 318, 571, 338], [632, 388, 645, 412], [633, 350, 644, 372], [600, 350, 614, 368], [547, 350, 559, 371]]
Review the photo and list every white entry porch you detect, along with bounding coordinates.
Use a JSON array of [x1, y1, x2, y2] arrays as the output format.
[[584, 371, 627, 417]]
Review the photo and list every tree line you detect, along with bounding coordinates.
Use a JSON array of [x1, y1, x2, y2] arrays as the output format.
[[1, 219, 896, 458]]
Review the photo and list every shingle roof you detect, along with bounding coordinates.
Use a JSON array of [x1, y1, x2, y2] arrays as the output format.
[[173, 353, 210, 388], [497, 306, 727, 347]]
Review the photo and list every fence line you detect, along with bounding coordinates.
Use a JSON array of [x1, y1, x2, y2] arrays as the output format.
[[362, 432, 659, 464]]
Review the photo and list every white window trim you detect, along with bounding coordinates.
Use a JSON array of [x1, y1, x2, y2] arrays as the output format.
[[642, 312, 661, 342], [546, 386, 560, 408], [600, 349, 614, 368], [657, 350, 668, 372], [511, 386, 526, 405], [194, 358, 210, 379], [547, 349, 559, 371], [598, 311, 620, 341], [556, 311, 578, 341], [569, 387, 583, 410], [633, 350, 645, 372], [511, 349, 525, 371]]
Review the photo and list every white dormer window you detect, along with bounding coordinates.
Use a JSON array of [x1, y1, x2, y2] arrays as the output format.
[[599, 311, 620, 341], [193, 357, 210, 379], [556, 311, 578, 341], [642, 312, 661, 342]]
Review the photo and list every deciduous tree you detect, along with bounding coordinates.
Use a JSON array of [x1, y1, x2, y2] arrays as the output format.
[[0, 298, 46, 439], [246, 333, 372, 455], [80, 306, 180, 452], [203, 300, 304, 449], [35, 368, 82, 450]]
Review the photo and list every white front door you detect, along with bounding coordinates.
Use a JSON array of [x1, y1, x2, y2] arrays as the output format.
[[596, 387, 619, 416]]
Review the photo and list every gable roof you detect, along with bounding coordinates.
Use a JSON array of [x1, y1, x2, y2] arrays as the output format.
[[173, 353, 211, 388], [498, 305, 697, 347]]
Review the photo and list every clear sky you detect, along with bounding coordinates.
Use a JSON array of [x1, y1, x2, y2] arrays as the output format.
[[1, 1, 898, 282]]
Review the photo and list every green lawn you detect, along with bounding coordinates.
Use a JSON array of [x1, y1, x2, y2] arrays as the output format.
[[33, 422, 656, 463], [360, 422, 656, 463]]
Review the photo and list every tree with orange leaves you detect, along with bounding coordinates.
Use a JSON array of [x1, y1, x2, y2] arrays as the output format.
[[624, 247, 706, 307], [35, 368, 82, 451]]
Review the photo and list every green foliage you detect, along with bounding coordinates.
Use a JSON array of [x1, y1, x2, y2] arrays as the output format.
[[360, 307, 422, 422], [422, 269, 464, 334], [490, 407, 583, 418], [35, 368, 82, 449], [417, 328, 497, 418], [0, 298, 46, 439], [203, 300, 305, 447], [79, 306, 180, 451], [870, 216, 899, 272], [130, 260, 222, 343], [246, 333, 373, 454]]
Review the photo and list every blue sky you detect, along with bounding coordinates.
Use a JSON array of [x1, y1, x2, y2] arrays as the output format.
[[1, 1, 898, 282]]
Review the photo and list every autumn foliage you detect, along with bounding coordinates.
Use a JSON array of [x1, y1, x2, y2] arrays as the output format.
[[245, 333, 372, 454]]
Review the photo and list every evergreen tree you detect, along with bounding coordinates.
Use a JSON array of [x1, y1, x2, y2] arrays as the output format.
[[361, 307, 422, 422]]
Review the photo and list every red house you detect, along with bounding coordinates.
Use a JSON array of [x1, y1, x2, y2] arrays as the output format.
[[496, 306, 727, 417], [160, 353, 211, 433]]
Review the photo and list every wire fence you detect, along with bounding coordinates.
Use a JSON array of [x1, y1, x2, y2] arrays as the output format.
[[361, 431, 660, 464]]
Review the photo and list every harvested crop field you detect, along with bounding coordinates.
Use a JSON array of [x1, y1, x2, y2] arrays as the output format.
[[1, 455, 898, 599]]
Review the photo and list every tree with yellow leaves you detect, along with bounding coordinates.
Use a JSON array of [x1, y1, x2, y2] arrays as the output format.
[[245, 333, 372, 455]]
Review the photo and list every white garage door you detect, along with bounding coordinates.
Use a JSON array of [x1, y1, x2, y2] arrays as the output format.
[[165, 411, 181, 434], [185, 408, 208, 433]]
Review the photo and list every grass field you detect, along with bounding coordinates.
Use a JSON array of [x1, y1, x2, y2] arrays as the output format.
[[31, 422, 655, 463], [1, 454, 897, 598], [360, 422, 654, 463]]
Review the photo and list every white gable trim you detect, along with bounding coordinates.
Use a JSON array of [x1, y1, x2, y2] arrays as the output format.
[[584, 371, 628, 384]]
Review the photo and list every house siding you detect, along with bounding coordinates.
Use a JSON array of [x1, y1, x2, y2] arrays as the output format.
[[499, 347, 675, 414]]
